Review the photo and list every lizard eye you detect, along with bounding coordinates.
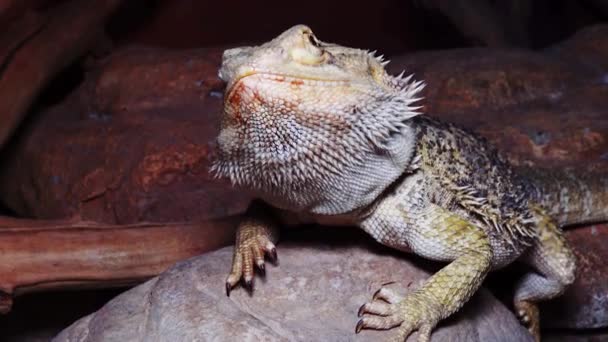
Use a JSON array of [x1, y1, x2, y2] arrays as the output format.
[[290, 31, 327, 65], [308, 34, 321, 47]]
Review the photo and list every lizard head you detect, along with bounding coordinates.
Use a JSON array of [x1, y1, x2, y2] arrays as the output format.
[[212, 25, 425, 214]]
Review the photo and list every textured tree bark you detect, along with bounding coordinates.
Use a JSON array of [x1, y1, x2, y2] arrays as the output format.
[[0, 216, 239, 314], [0, 0, 123, 150]]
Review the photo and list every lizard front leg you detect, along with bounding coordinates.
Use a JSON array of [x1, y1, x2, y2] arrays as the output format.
[[359, 202, 493, 341], [225, 200, 279, 296]]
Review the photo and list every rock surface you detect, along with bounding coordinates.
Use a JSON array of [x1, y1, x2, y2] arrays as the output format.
[[54, 229, 532, 342]]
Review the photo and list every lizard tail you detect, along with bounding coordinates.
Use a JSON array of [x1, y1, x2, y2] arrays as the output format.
[[522, 168, 608, 227]]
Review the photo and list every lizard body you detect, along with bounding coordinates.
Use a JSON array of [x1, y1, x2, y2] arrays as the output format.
[[211, 25, 607, 341]]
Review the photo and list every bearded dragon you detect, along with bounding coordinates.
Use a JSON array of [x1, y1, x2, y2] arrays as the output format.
[[211, 25, 608, 341]]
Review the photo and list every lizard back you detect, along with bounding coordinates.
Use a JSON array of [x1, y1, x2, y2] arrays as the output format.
[[415, 115, 539, 247]]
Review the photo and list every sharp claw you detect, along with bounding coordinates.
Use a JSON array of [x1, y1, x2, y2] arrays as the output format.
[[358, 304, 366, 317], [258, 263, 266, 275], [226, 282, 232, 296], [269, 247, 277, 262], [355, 319, 364, 334], [381, 281, 396, 287], [372, 288, 382, 300], [244, 278, 254, 291]]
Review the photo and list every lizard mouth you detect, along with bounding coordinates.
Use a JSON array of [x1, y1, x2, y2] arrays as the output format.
[[226, 71, 350, 97]]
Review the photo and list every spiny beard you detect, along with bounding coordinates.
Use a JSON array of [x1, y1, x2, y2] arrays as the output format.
[[211, 73, 425, 213]]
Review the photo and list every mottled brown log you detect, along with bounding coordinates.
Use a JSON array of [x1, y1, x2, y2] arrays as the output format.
[[550, 24, 608, 72], [0, 48, 251, 224], [0, 0, 123, 150], [0, 215, 239, 314]]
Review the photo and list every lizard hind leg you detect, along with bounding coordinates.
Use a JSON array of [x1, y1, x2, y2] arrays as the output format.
[[513, 208, 576, 342]]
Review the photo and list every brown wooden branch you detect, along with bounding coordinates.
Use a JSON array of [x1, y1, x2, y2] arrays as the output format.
[[0, 0, 123, 150], [0, 216, 239, 314]]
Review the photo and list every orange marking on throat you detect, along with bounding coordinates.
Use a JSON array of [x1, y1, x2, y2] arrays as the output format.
[[227, 82, 245, 124]]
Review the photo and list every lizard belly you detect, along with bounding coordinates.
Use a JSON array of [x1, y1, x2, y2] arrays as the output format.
[[359, 173, 528, 268], [274, 207, 357, 227]]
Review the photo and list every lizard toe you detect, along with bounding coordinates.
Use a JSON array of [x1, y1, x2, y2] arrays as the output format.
[[358, 301, 394, 317], [357, 286, 441, 341], [515, 300, 540, 342], [373, 286, 405, 304], [225, 224, 278, 296], [356, 315, 403, 333], [393, 323, 432, 342]]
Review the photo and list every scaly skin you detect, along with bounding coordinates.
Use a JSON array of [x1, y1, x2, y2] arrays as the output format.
[[512, 205, 576, 339], [225, 201, 279, 295], [211, 25, 602, 341], [524, 168, 608, 226], [359, 201, 493, 342]]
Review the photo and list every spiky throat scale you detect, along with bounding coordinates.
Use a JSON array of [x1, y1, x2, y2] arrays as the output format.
[[212, 25, 425, 215]]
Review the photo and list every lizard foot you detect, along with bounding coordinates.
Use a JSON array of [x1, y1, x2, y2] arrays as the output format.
[[356, 285, 441, 342], [514, 300, 540, 342], [225, 223, 277, 296]]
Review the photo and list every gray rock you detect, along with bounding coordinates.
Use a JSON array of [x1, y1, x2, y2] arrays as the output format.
[[54, 231, 532, 341]]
